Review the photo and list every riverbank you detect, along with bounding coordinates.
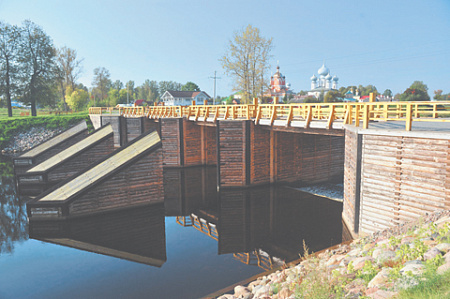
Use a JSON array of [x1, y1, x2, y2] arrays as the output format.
[[217, 209, 450, 299], [1, 126, 63, 155]]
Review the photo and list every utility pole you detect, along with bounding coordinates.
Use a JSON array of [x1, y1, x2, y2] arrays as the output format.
[[209, 71, 221, 105]]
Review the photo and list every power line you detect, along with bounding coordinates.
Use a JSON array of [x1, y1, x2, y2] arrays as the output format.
[[209, 71, 221, 105]]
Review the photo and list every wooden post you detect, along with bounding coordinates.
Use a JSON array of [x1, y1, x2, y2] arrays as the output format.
[[192, 100, 196, 106], [405, 103, 412, 131], [204, 100, 208, 105], [363, 104, 370, 129], [305, 105, 313, 129], [273, 97, 278, 104], [270, 130, 277, 183], [326, 105, 335, 129], [355, 105, 360, 127]]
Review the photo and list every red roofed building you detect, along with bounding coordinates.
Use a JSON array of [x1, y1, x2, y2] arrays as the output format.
[[263, 65, 293, 99]]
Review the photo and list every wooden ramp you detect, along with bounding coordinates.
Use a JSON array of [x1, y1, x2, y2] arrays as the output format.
[[29, 204, 166, 267], [13, 121, 89, 174], [17, 124, 115, 196], [27, 130, 163, 219]]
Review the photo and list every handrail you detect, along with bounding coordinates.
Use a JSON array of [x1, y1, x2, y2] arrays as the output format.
[[89, 101, 450, 131]]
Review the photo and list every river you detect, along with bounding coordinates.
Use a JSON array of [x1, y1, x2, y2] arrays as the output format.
[[0, 155, 343, 298]]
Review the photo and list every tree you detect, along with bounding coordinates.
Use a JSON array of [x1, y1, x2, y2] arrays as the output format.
[[220, 25, 273, 103], [158, 80, 182, 96], [398, 81, 430, 101], [181, 81, 200, 91], [0, 22, 21, 117], [112, 80, 123, 91], [324, 90, 342, 103], [55, 47, 83, 111], [18, 20, 56, 116], [358, 84, 377, 96], [383, 89, 392, 97], [91, 67, 111, 104], [66, 87, 89, 111], [126, 80, 135, 104]]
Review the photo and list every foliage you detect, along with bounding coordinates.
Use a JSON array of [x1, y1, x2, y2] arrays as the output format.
[[220, 24, 273, 103], [383, 89, 393, 97], [434, 90, 450, 101], [324, 90, 343, 103], [181, 81, 200, 91], [18, 20, 56, 116], [399, 81, 430, 101], [91, 67, 112, 104], [358, 84, 378, 96], [0, 21, 21, 117], [66, 87, 89, 111], [158, 80, 182, 97]]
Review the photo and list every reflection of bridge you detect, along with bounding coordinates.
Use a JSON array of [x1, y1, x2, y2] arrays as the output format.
[[167, 166, 343, 271]]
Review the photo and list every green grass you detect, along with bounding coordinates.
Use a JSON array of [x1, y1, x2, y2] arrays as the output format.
[[0, 111, 90, 150], [396, 270, 450, 299]]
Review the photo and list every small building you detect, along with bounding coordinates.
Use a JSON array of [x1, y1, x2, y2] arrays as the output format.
[[160, 91, 211, 106]]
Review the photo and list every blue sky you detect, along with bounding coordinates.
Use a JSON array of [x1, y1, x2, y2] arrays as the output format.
[[1, 0, 449, 97]]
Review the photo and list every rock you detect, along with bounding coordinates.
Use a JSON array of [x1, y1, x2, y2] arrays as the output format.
[[436, 243, 450, 253], [400, 262, 425, 276], [375, 250, 396, 263], [366, 289, 398, 298], [234, 286, 251, 297], [368, 268, 390, 288], [364, 243, 375, 251], [437, 262, 450, 275], [436, 216, 450, 227], [217, 294, 236, 299], [277, 287, 291, 298], [444, 251, 450, 263], [253, 285, 269, 298], [353, 256, 374, 271], [326, 254, 346, 266], [424, 247, 442, 260], [347, 248, 361, 257], [401, 236, 415, 245]]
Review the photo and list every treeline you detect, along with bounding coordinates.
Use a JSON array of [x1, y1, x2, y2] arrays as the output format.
[[297, 81, 448, 103], [0, 20, 202, 117]]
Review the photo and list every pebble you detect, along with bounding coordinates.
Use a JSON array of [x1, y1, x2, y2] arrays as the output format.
[[1, 126, 62, 154], [219, 210, 450, 299]]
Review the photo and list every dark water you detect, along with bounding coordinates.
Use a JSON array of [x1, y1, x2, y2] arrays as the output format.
[[0, 156, 343, 299]]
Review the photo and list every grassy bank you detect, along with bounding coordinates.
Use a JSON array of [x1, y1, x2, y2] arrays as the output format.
[[0, 111, 90, 150]]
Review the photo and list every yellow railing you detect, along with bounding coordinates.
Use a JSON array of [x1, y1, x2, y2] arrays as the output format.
[[89, 101, 450, 131]]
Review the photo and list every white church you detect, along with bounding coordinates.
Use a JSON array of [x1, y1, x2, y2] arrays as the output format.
[[308, 63, 339, 98]]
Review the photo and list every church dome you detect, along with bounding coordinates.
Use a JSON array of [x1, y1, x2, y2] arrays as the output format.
[[332, 75, 339, 81], [310, 74, 317, 81], [325, 74, 332, 80], [318, 63, 329, 76]]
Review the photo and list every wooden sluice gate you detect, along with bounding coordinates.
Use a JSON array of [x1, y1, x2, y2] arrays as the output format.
[[13, 121, 89, 175], [26, 130, 163, 219], [29, 203, 166, 267], [17, 124, 115, 196]]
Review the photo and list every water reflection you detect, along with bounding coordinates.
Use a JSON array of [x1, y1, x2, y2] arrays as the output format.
[[165, 167, 343, 270], [0, 155, 28, 255], [29, 204, 166, 267]]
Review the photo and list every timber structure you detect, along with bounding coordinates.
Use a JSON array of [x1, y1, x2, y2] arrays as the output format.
[[88, 97, 450, 238], [13, 121, 89, 175]]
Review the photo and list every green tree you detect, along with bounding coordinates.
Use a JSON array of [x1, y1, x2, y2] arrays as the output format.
[[66, 87, 89, 111], [158, 80, 182, 96], [91, 67, 111, 105], [304, 96, 321, 103], [0, 22, 21, 117], [112, 80, 123, 91], [18, 20, 56, 116], [220, 24, 273, 103], [383, 89, 392, 97], [358, 84, 377, 96], [399, 81, 430, 101], [126, 80, 135, 104], [181, 81, 200, 91], [324, 90, 342, 103]]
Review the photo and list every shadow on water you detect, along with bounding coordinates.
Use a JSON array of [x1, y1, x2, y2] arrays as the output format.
[[0, 155, 28, 255], [1, 158, 343, 298]]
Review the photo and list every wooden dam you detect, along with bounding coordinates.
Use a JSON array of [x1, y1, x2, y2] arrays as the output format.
[[19, 96, 450, 239]]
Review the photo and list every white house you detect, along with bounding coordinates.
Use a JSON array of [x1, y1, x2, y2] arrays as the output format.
[[160, 91, 211, 106]]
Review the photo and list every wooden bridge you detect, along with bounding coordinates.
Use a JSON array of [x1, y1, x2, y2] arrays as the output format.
[[88, 97, 450, 238], [19, 96, 450, 240]]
